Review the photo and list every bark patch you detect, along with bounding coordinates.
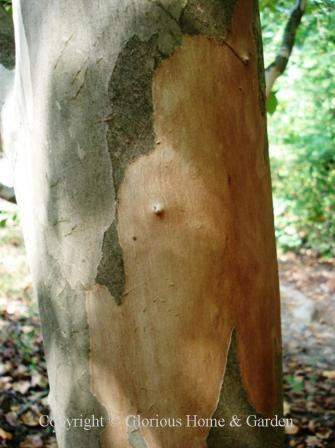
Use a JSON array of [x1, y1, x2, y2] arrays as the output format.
[[88, 34, 281, 446], [207, 331, 284, 448], [96, 222, 126, 305], [37, 267, 107, 447], [105, 36, 160, 193], [96, 36, 161, 304], [96, 1, 240, 304], [180, 0, 237, 38]]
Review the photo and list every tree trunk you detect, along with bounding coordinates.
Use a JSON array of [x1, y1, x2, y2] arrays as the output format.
[[0, 4, 15, 69], [3, 0, 283, 447]]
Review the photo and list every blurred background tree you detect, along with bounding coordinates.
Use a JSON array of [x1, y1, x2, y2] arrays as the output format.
[[0, 0, 11, 9], [0, 0, 14, 69], [261, 0, 335, 258]]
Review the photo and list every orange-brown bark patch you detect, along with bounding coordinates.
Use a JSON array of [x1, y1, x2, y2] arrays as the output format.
[[87, 17, 281, 448]]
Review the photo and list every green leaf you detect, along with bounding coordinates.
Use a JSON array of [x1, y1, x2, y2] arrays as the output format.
[[267, 91, 278, 115], [287, 375, 304, 393]]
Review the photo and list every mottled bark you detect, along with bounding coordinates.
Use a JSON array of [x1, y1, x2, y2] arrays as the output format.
[[2, 1, 283, 447]]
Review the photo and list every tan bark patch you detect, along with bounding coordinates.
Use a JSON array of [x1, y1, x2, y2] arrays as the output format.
[[87, 29, 281, 448]]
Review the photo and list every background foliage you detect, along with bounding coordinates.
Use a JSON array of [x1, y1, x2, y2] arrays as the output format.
[[0, 0, 11, 12], [261, 0, 335, 257]]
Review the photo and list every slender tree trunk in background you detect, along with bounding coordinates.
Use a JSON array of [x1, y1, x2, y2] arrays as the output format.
[[0, 4, 15, 69], [265, 0, 307, 98], [2, 0, 283, 447], [0, 4, 15, 155]]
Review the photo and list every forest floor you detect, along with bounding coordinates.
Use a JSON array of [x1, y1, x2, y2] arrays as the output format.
[[0, 199, 334, 447]]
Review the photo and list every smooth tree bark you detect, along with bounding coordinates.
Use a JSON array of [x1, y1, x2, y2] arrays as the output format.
[[2, 1, 284, 447]]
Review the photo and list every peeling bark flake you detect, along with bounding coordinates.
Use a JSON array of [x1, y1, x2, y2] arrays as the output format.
[[88, 33, 282, 447]]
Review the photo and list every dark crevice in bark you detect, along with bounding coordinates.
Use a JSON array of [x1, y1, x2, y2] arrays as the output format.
[[207, 331, 284, 448]]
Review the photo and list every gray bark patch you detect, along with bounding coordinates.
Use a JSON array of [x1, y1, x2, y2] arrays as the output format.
[[105, 36, 160, 193], [96, 35, 165, 304], [180, 0, 237, 38], [127, 419, 149, 448], [207, 331, 284, 448], [96, 221, 126, 305]]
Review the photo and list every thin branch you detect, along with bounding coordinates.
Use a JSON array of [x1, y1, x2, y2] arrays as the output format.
[[265, 0, 307, 98], [0, 181, 16, 203]]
